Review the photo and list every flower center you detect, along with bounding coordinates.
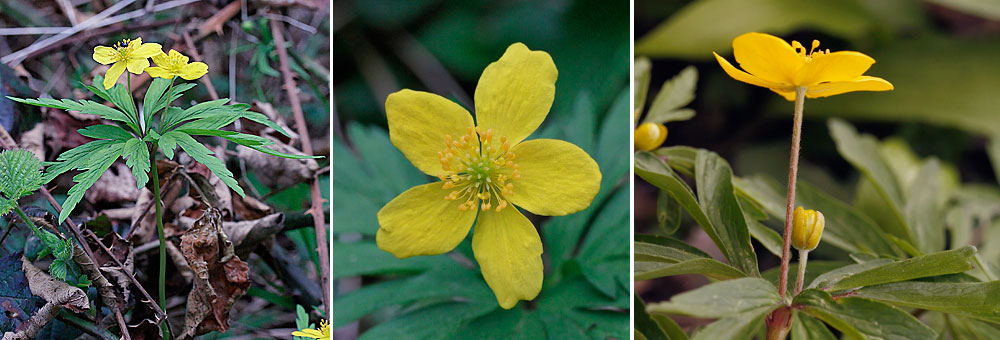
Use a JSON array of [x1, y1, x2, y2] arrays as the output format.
[[113, 39, 136, 60], [437, 126, 519, 212], [792, 40, 829, 61]]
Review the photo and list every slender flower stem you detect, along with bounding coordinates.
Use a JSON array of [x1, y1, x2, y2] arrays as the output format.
[[795, 249, 810, 295], [149, 143, 171, 340], [127, 73, 140, 127], [777, 87, 807, 302]]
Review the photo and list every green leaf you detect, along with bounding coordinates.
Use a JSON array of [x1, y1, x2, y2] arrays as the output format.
[[829, 119, 911, 243], [635, 295, 687, 340], [856, 281, 1000, 324], [246, 145, 322, 159], [634, 57, 652, 117], [904, 159, 946, 254], [656, 190, 682, 235], [77, 124, 133, 141], [689, 309, 768, 340], [646, 278, 781, 318], [161, 99, 230, 131], [0, 149, 44, 203], [790, 310, 836, 340], [48, 259, 67, 280], [793, 289, 937, 340], [159, 129, 178, 160], [122, 138, 150, 189], [59, 142, 126, 222], [7, 97, 138, 133], [170, 131, 244, 196], [826, 246, 977, 291], [693, 150, 759, 275], [634, 151, 758, 276], [643, 66, 697, 125], [634, 234, 746, 281], [806, 259, 893, 290], [635, 0, 872, 59]]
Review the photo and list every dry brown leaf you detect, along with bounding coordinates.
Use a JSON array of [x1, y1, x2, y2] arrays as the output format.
[[232, 194, 272, 221], [178, 209, 250, 339], [17, 124, 43, 161], [85, 163, 139, 205], [237, 140, 317, 188], [87, 233, 135, 310]]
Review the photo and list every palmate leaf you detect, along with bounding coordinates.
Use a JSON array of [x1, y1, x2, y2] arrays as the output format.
[[793, 289, 937, 340], [44, 139, 122, 183], [168, 131, 245, 196], [181, 128, 321, 159], [77, 124, 134, 141], [58, 141, 126, 222], [142, 77, 196, 131]]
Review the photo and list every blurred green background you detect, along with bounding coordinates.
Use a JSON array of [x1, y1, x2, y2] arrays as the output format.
[[332, 0, 629, 339], [635, 0, 1000, 318]]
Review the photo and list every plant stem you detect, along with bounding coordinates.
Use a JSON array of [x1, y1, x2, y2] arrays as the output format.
[[777, 87, 807, 302], [157, 78, 175, 135], [149, 142, 171, 340], [795, 249, 809, 295], [14, 205, 43, 239]]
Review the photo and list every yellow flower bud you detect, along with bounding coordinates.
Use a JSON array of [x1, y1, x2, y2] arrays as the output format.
[[792, 206, 824, 251], [634, 122, 667, 151]]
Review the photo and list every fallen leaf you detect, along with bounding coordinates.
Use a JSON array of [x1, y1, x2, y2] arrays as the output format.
[[237, 140, 317, 188], [85, 163, 139, 205], [178, 208, 250, 339], [87, 232, 135, 310]]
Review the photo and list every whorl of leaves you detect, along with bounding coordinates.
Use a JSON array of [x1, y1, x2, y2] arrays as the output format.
[[8, 75, 319, 223]]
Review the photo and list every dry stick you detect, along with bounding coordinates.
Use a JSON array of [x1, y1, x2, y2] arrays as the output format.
[[269, 16, 331, 312], [777, 87, 807, 302]]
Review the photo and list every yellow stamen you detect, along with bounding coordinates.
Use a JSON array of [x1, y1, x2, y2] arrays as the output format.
[[438, 126, 519, 212]]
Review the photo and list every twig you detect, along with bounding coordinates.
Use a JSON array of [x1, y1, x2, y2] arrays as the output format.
[[269, 16, 330, 312]]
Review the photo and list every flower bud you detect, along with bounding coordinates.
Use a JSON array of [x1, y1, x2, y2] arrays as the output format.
[[634, 122, 667, 151], [792, 206, 824, 251]]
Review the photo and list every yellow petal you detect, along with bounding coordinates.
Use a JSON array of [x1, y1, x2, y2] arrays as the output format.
[[732, 32, 803, 84], [179, 62, 208, 80], [132, 42, 163, 58], [385, 89, 475, 177], [474, 43, 557, 146], [291, 330, 323, 339], [714, 53, 792, 92], [771, 88, 797, 101], [93, 46, 117, 65], [794, 51, 875, 86], [472, 207, 543, 309], [376, 182, 477, 258], [103, 62, 127, 89], [151, 52, 169, 66], [145, 67, 174, 79], [805, 76, 894, 98], [506, 139, 600, 216], [126, 58, 150, 74], [172, 49, 191, 64]]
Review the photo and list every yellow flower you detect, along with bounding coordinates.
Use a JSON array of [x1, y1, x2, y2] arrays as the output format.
[[92, 38, 162, 89], [792, 206, 825, 251], [714, 32, 893, 101], [292, 320, 330, 340], [634, 122, 667, 151], [376, 43, 601, 309], [147, 49, 209, 80]]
